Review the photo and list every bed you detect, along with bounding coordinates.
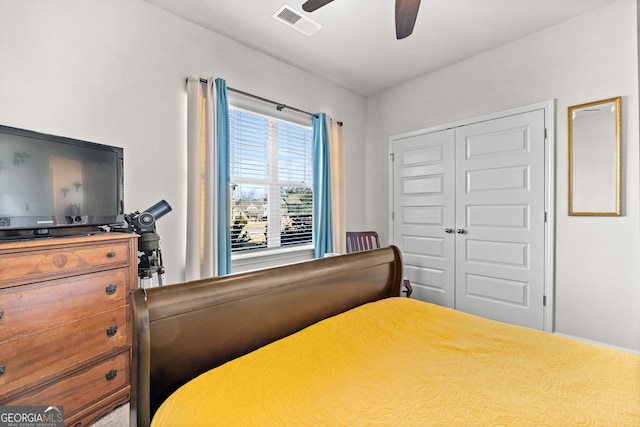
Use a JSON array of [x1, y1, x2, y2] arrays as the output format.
[[130, 246, 640, 426]]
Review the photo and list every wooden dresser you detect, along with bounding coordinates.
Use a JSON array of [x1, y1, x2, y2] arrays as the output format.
[[0, 232, 138, 426]]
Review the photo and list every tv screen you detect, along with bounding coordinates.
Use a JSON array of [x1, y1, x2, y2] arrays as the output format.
[[0, 125, 124, 238]]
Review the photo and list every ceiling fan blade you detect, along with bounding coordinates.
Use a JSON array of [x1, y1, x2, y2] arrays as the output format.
[[395, 0, 421, 39], [302, 0, 335, 13]]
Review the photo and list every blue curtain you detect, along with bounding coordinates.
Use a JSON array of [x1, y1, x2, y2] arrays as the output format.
[[215, 78, 232, 275], [312, 113, 334, 258]]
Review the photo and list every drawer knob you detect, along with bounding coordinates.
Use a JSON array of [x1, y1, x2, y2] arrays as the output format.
[[105, 284, 117, 295], [105, 369, 118, 381], [106, 325, 118, 337], [0, 366, 4, 377], [107, 251, 116, 258], [0, 311, 4, 321]]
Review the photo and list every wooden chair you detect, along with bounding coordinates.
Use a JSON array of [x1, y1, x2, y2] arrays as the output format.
[[345, 231, 380, 253], [346, 231, 413, 298]]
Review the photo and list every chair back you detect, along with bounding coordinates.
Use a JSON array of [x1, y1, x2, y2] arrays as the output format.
[[346, 231, 381, 253]]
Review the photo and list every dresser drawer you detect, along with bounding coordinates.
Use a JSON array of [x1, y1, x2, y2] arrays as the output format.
[[0, 241, 130, 288], [0, 307, 128, 398], [65, 387, 130, 427], [0, 268, 128, 342], [7, 351, 129, 418]]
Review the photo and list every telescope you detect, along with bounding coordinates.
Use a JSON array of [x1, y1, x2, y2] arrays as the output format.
[[124, 199, 172, 235], [122, 200, 172, 287]]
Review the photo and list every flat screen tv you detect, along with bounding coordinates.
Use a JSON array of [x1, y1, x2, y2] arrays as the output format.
[[0, 124, 124, 239]]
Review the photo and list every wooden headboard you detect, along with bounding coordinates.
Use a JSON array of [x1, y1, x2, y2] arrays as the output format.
[[130, 246, 403, 427]]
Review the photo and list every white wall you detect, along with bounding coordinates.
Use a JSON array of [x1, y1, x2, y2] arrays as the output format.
[[0, 0, 366, 283], [365, 0, 640, 351]]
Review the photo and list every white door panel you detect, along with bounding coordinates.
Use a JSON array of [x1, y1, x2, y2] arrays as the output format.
[[455, 110, 545, 329], [393, 129, 455, 307]]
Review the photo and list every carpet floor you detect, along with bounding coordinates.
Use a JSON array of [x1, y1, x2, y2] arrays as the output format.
[[92, 403, 129, 426]]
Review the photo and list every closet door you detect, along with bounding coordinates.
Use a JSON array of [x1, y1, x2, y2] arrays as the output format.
[[391, 108, 547, 330], [392, 129, 455, 307], [455, 110, 546, 329]]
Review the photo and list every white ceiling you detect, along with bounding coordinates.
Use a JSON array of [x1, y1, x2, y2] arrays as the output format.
[[143, 0, 618, 96]]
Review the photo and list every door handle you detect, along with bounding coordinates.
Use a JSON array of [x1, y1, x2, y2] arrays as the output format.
[[444, 228, 453, 234], [456, 228, 465, 234]]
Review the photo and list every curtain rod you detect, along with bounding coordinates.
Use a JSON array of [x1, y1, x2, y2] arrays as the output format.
[[193, 77, 318, 119]]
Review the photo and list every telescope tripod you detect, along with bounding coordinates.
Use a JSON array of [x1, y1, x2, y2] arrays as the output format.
[[137, 232, 166, 288]]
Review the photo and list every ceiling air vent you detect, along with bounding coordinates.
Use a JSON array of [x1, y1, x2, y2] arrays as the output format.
[[273, 4, 323, 36]]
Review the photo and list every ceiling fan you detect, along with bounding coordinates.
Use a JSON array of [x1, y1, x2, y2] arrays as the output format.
[[301, 0, 421, 39]]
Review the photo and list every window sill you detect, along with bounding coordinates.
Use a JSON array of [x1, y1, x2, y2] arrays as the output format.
[[231, 244, 314, 273]]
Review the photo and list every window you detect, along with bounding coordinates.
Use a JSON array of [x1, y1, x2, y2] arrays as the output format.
[[229, 107, 313, 252]]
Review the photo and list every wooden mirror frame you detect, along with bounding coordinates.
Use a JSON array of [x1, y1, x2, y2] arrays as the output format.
[[568, 96, 621, 216]]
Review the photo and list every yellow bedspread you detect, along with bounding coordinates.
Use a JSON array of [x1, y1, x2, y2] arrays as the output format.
[[152, 298, 640, 426]]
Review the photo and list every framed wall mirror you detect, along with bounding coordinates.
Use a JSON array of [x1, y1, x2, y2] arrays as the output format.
[[568, 96, 621, 216]]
